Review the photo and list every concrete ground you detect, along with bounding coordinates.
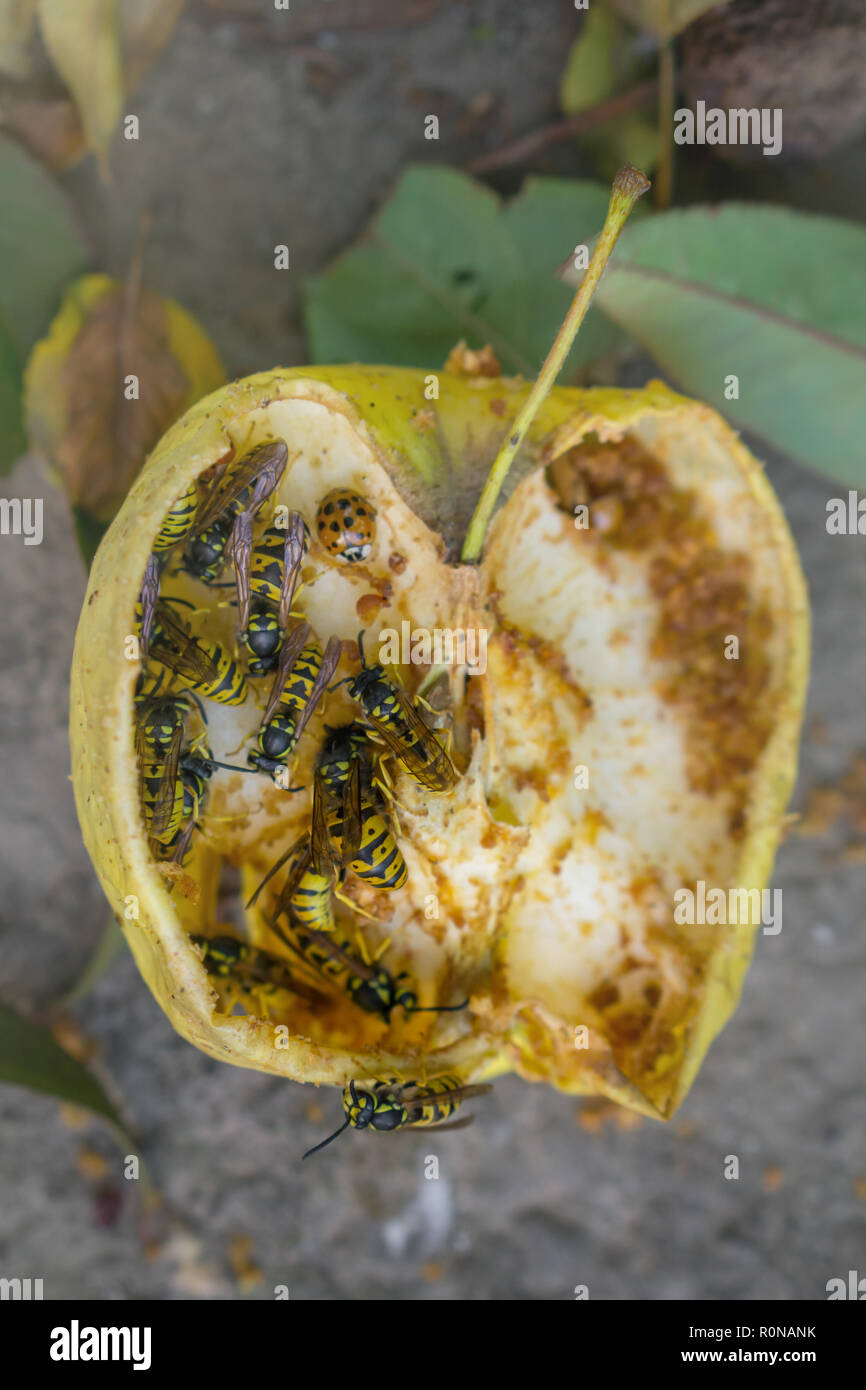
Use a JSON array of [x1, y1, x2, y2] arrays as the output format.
[[0, 0, 863, 1300]]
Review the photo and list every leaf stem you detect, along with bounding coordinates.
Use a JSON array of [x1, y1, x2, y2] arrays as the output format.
[[460, 165, 651, 563]]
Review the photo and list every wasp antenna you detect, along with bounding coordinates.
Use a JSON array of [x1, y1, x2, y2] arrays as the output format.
[[207, 759, 263, 775], [302, 1118, 351, 1160], [188, 691, 208, 725]]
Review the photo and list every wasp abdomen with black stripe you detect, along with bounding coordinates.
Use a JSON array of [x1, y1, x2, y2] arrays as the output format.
[[329, 800, 407, 891], [153, 477, 200, 553]]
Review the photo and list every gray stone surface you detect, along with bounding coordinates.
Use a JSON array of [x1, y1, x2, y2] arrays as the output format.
[[0, 0, 864, 1301]]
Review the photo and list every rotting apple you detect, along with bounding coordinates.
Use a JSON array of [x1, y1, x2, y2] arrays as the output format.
[[70, 361, 808, 1121]]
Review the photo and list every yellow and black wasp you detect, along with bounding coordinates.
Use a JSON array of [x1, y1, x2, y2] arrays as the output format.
[[154, 476, 201, 553], [180, 516, 234, 585], [136, 689, 197, 850], [311, 724, 407, 892], [145, 598, 248, 707], [138, 477, 203, 658], [183, 438, 290, 611], [248, 844, 465, 1026], [337, 631, 457, 793], [248, 835, 336, 935], [239, 512, 309, 675], [247, 622, 341, 775], [303, 1075, 493, 1158], [136, 685, 253, 862], [190, 933, 325, 1009], [281, 923, 466, 1027], [192, 439, 289, 538]]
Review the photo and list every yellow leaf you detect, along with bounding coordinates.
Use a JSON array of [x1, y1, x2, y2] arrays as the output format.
[[37, 0, 124, 172]]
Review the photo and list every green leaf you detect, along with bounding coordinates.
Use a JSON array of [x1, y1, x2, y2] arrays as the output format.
[[0, 1002, 130, 1140], [305, 167, 616, 378], [0, 310, 26, 471], [503, 178, 626, 373], [559, 7, 619, 116], [591, 204, 866, 486], [0, 133, 89, 363]]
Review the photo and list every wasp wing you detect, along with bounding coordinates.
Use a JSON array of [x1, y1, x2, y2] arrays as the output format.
[[147, 722, 184, 839], [139, 553, 161, 660], [262, 621, 312, 726], [194, 440, 288, 533], [229, 508, 254, 631], [289, 635, 342, 743], [288, 924, 377, 983], [402, 1083, 494, 1113], [362, 685, 457, 792], [311, 770, 340, 880], [278, 511, 307, 631], [149, 604, 221, 685], [338, 757, 363, 869], [406, 1115, 475, 1134]]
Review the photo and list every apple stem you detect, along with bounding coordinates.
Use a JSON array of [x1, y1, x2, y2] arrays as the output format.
[[460, 164, 651, 564]]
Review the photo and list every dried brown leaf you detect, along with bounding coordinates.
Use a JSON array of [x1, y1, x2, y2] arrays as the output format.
[[57, 285, 189, 515]]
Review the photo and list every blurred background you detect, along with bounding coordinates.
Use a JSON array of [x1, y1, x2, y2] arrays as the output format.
[[0, 0, 864, 1299]]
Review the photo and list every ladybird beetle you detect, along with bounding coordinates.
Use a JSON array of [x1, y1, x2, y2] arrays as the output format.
[[315, 489, 376, 563]]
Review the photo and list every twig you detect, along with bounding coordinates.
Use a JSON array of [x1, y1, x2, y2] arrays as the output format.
[[461, 166, 651, 563], [465, 81, 658, 175]]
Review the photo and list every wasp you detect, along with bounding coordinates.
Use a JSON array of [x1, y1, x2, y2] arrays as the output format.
[[154, 477, 201, 553], [135, 688, 252, 861], [187, 439, 290, 619], [238, 513, 309, 673], [337, 631, 457, 792], [145, 599, 248, 706], [303, 1075, 493, 1158], [249, 848, 464, 1026], [136, 687, 204, 847], [287, 924, 466, 1027], [248, 835, 336, 934], [247, 622, 341, 775], [311, 725, 407, 892], [190, 933, 324, 1008], [180, 516, 234, 585], [315, 488, 377, 563], [138, 479, 203, 658], [153, 746, 256, 865], [193, 439, 289, 538]]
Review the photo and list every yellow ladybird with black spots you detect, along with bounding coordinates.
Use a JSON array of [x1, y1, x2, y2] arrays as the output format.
[[315, 488, 377, 563]]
